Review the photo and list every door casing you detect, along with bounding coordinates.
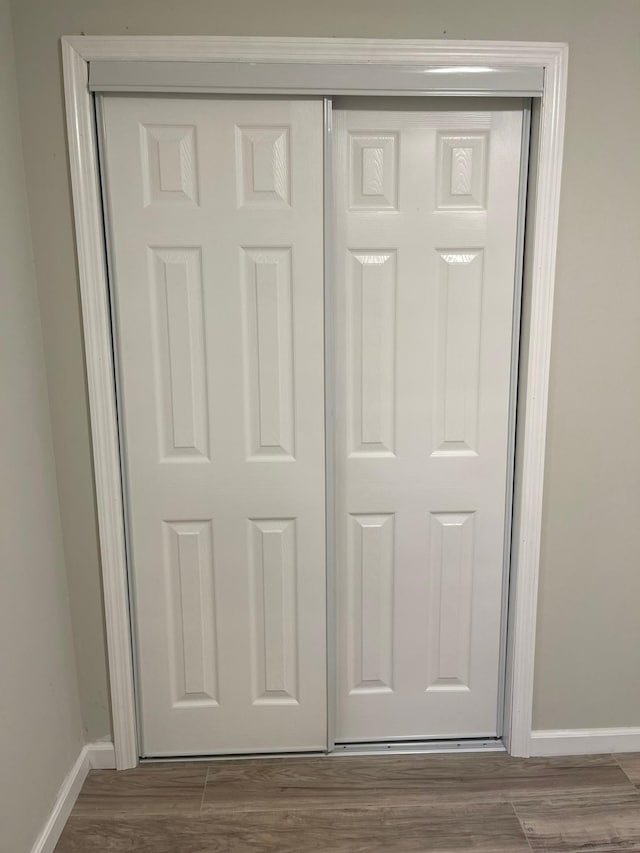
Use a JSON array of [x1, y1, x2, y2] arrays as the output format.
[[61, 36, 568, 769]]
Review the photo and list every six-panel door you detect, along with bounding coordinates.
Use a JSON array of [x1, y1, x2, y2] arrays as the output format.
[[333, 105, 524, 741], [101, 97, 326, 756]]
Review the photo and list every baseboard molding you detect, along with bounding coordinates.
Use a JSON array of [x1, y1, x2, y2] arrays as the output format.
[[86, 740, 117, 769], [30, 741, 116, 853], [530, 728, 640, 756]]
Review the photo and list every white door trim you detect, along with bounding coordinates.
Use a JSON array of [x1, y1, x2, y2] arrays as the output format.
[[61, 36, 568, 769]]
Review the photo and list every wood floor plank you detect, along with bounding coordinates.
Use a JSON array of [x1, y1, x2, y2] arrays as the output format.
[[72, 762, 208, 816], [614, 754, 640, 787], [201, 754, 634, 812], [54, 803, 531, 852], [513, 788, 640, 852]]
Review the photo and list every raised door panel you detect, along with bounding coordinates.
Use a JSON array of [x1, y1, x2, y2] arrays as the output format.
[[142, 124, 199, 206], [349, 132, 398, 210], [151, 248, 209, 460], [348, 513, 395, 693], [432, 250, 484, 456], [242, 248, 295, 460], [249, 518, 299, 704], [347, 251, 397, 457], [426, 512, 475, 692], [436, 133, 488, 210], [164, 520, 219, 705], [237, 126, 291, 207]]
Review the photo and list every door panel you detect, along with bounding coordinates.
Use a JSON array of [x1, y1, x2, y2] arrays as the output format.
[[333, 105, 523, 741], [101, 97, 326, 756]]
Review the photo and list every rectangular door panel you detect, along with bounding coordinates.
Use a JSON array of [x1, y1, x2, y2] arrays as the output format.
[[349, 512, 395, 693], [101, 96, 326, 756], [433, 250, 484, 456], [249, 517, 299, 704], [347, 250, 397, 457], [242, 248, 295, 460], [151, 247, 209, 460], [163, 519, 218, 705], [333, 104, 523, 741]]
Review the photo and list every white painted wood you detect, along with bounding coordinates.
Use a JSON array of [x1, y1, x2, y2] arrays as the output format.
[[505, 45, 568, 758], [165, 521, 217, 701], [61, 36, 568, 763], [495, 104, 530, 742], [88, 60, 544, 96], [324, 98, 338, 754], [85, 741, 117, 769], [61, 39, 138, 770], [28, 743, 115, 853], [530, 729, 640, 756], [427, 512, 475, 690], [64, 35, 562, 68], [350, 514, 395, 691], [334, 104, 524, 741], [100, 95, 326, 756], [244, 249, 295, 457], [29, 749, 89, 853]]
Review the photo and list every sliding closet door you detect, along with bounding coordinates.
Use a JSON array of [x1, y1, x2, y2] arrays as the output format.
[[333, 103, 524, 741], [100, 96, 326, 756]]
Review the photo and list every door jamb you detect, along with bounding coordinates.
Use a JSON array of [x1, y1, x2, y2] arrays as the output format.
[[323, 97, 337, 753], [61, 36, 568, 769], [496, 101, 532, 739]]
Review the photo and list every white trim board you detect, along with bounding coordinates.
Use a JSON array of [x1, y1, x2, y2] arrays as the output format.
[[87, 740, 118, 769], [29, 742, 115, 853], [530, 729, 640, 757], [88, 59, 544, 96], [61, 36, 568, 767]]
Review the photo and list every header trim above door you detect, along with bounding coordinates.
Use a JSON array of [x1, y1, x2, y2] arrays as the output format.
[[61, 35, 568, 769], [88, 60, 544, 96]]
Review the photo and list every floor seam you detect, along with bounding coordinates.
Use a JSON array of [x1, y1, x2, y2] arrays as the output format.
[[199, 766, 209, 812], [200, 800, 507, 814], [613, 753, 633, 783], [510, 800, 535, 853], [611, 753, 640, 795]]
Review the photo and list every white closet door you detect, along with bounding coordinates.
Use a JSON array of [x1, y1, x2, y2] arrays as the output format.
[[101, 96, 326, 756], [333, 104, 523, 741]]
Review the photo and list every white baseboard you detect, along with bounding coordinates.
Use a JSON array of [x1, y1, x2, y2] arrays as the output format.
[[30, 741, 116, 853], [530, 728, 640, 756], [86, 740, 117, 769]]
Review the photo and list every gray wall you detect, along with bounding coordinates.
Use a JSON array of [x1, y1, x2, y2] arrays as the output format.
[[9, 0, 640, 740], [0, 1, 84, 849]]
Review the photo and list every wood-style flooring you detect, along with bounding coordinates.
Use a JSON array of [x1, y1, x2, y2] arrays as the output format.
[[54, 752, 640, 852]]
